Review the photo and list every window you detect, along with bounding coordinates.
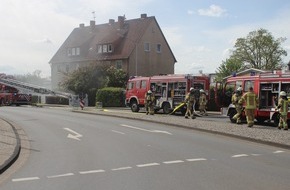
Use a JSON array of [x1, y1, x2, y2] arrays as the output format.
[[236, 81, 243, 91], [76, 47, 80, 55], [136, 81, 141, 89], [245, 80, 254, 92], [72, 48, 76, 55], [141, 80, 147, 89], [127, 82, 134, 90], [97, 45, 102, 53], [67, 47, 80, 56], [144, 42, 150, 52], [156, 44, 161, 53], [108, 44, 113, 52], [102, 44, 107, 53], [115, 60, 122, 70], [97, 44, 113, 53]]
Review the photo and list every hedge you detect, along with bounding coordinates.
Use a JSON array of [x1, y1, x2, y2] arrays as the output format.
[[96, 87, 125, 107]]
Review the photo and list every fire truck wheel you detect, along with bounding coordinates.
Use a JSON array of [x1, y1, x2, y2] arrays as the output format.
[[130, 101, 140, 112], [256, 118, 266, 124], [162, 103, 171, 114]]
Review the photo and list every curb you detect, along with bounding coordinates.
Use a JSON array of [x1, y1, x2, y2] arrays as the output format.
[[0, 119, 21, 174]]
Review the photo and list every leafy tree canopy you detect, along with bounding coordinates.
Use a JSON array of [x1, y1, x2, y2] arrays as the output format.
[[216, 28, 287, 79], [60, 64, 128, 95]]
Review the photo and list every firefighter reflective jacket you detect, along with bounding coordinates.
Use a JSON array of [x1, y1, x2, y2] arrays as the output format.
[[239, 91, 258, 109], [278, 98, 289, 116]]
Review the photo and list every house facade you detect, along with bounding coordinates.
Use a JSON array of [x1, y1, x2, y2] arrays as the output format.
[[49, 14, 176, 90]]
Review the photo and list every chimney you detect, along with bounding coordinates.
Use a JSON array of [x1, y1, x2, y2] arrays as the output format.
[[79, 23, 85, 28], [118, 16, 125, 29], [90, 20, 95, 27], [109, 19, 115, 25], [141, 13, 147, 19]]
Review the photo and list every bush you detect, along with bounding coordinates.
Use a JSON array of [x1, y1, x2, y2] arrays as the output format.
[[96, 87, 125, 107]]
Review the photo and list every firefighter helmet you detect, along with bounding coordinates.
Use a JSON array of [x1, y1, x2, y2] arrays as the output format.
[[280, 91, 286, 97], [147, 90, 152, 94], [200, 89, 205, 93], [190, 87, 194, 92]]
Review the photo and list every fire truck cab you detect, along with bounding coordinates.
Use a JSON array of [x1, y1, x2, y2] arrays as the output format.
[[125, 74, 210, 114], [0, 83, 32, 106], [220, 70, 290, 126]]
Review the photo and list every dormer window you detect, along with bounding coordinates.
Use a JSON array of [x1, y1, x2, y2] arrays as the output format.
[[97, 44, 113, 53], [67, 47, 80, 56], [97, 45, 102, 53], [102, 44, 107, 53]]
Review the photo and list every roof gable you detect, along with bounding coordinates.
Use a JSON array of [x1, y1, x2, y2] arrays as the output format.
[[49, 15, 162, 64]]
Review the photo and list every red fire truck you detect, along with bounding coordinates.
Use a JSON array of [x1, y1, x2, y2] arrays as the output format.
[[125, 74, 210, 114], [219, 70, 290, 126], [0, 83, 32, 106]]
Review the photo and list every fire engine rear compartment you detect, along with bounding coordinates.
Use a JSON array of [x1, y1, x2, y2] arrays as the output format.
[[260, 82, 290, 108]]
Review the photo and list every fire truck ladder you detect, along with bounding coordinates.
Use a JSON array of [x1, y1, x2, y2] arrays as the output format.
[[0, 77, 71, 98]]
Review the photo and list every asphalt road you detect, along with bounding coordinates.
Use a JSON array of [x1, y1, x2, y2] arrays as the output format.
[[0, 106, 289, 190]]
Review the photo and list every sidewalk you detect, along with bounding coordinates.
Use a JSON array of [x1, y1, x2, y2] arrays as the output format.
[[0, 118, 20, 174]]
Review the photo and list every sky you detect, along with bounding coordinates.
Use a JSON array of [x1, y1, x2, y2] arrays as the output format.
[[0, 0, 290, 78]]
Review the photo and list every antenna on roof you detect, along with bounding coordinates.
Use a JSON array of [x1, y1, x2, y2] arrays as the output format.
[[92, 11, 96, 21]]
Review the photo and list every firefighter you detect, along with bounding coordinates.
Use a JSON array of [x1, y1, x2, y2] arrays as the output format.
[[276, 91, 289, 130], [239, 86, 259, 127], [145, 90, 155, 115], [231, 87, 243, 124], [199, 89, 208, 116], [185, 87, 196, 119]]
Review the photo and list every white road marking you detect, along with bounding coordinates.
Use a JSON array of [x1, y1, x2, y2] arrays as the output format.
[[111, 167, 132, 171], [186, 158, 207, 162], [13, 150, 286, 183], [120, 124, 172, 135], [232, 154, 248, 158], [47, 173, 74, 179], [136, 163, 160, 167], [163, 160, 184, 164], [273, 150, 285, 154], [112, 130, 125, 135], [79, 170, 105, 174], [251, 154, 261, 156], [64, 128, 83, 141], [12, 177, 40, 182]]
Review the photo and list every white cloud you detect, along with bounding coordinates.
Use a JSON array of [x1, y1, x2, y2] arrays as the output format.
[[198, 4, 227, 17]]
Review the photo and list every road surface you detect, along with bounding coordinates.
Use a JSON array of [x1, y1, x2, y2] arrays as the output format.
[[0, 106, 289, 190]]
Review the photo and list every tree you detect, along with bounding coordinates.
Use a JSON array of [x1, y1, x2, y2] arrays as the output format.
[[60, 64, 128, 105], [216, 28, 287, 79], [106, 66, 128, 88], [60, 65, 107, 105], [216, 57, 243, 81], [233, 28, 287, 69]]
